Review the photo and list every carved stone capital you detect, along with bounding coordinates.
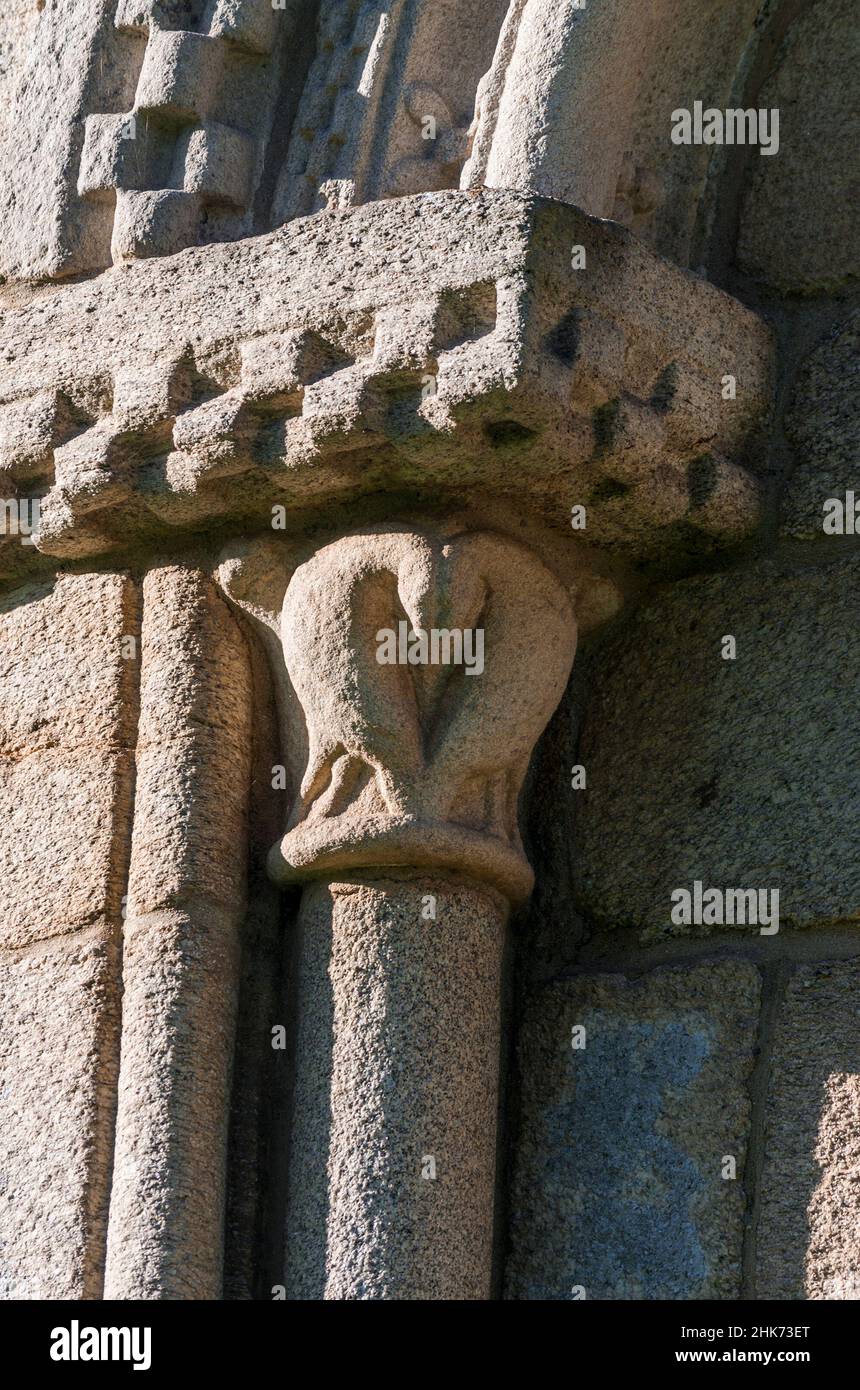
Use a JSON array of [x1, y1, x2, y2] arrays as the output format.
[[224, 524, 576, 903], [269, 525, 575, 902]]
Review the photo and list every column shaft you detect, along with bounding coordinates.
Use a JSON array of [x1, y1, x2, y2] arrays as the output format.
[[104, 568, 252, 1299], [284, 877, 507, 1300]]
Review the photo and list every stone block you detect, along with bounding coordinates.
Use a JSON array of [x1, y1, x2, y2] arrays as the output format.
[[78, 113, 141, 198], [209, 0, 281, 55], [239, 329, 339, 408], [112, 356, 194, 432], [0, 1, 126, 279], [0, 393, 63, 477], [134, 29, 222, 121], [0, 750, 127, 950], [574, 555, 860, 937], [180, 122, 255, 207], [115, 0, 194, 32], [757, 961, 860, 1300], [0, 929, 120, 1300], [506, 962, 760, 1299], [780, 315, 860, 540], [0, 573, 137, 949], [111, 187, 201, 261], [52, 423, 131, 512]]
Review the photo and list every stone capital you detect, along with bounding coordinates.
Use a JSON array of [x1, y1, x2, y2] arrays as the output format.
[[223, 524, 576, 903]]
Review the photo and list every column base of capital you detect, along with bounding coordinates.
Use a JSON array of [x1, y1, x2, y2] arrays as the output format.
[[267, 813, 534, 905]]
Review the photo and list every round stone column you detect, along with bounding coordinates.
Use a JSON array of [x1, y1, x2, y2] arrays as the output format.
[[283, 876, 507, 1300], [256, 522, 576, 1299]]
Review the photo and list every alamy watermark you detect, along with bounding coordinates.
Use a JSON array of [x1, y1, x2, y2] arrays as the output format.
[[671, 102, 780, 157], [50, 1321, 151, 1371], [0, 497, 40, 545], [823, 492, 860, 533], [670, 880, 779, 934], [376, 621, 484, 676]]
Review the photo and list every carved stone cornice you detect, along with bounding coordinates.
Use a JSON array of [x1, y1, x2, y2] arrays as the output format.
[[0, 191, 772, 586]]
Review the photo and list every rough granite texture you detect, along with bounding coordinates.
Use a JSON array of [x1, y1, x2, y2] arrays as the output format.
[[737, 0, 860, 294], [265, 526, 576, 905], [283, 878, 507, 1300], [467, 0, 763, 266], [780, 315, 860, 540], [506, 962, 760, 1300], [0, 191, 771, 578], [0, 1, 126, 280], [224, 521, 576, 1300], [0, 930, 120, 1301], [757, 962, 860, 1300], [574, 555, 860, 938], [0, 573, 138, 947], [0, 0, 319, 277], [0, 570, 135, 1300], [104, 566, 252, 1300]]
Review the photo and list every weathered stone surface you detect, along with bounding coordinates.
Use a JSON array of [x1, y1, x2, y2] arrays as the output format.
[[0, 571, 134, 1299], [574, 555, 860, 938], [124, 567, 252, 917], [737, 0, 860, 294], [0, 192, 771, 569], [83, 1, 315, 265], [757, 961, 860, 1300], [0, 573, 137, 948], [1, 0, 504, 273], [0, 750, 128, 944], [506, 962, 760, 1299], [0, 2, 127, 280], [780, 315, 860, 540], [0, 2, 40, 107], [2, 0, 807, 283], [277, 0, 509, 219], [466, 0, 763, 266], [0, 0, 318, 277], [624, 0, 763, 264], [0, 929, 120, 1300], [225, 519, 579, 1300], [104, 567, 252, 1300], [283, 877, 507, 1301]]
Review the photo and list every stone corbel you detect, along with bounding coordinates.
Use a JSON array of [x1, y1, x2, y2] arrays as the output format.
[[219, 522, 576, 1299]]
